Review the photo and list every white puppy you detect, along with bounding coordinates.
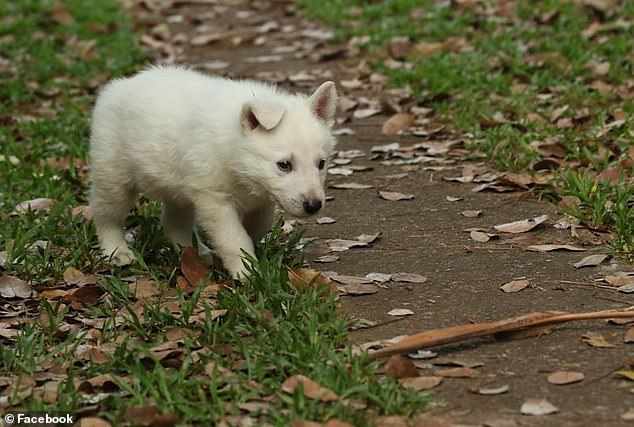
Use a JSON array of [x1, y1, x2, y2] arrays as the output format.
[[89, 66, 337, 278]]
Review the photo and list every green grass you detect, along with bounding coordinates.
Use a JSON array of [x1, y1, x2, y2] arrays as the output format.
[[0, 1, 429, 424], [298, 0, 634, 260]]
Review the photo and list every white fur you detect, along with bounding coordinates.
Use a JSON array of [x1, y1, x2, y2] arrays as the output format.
[[89, 66, 337, 278]]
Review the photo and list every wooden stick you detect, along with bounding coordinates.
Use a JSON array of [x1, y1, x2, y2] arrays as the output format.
[[368, 309, 634, 359]]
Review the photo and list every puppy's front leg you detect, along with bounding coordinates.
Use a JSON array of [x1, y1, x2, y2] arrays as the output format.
[[195, 200, 255, 279]]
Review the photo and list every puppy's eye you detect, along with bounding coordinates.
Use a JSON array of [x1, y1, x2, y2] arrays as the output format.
[[277, 160, 292, 172], [318, 159, 326, 170]]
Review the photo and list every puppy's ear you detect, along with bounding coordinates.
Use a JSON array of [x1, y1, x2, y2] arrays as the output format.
[[308, 81, 338, 128], [240, 101, 286, 131]]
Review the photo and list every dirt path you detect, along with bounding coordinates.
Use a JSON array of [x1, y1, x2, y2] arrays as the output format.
[[139, 1, 634, 425]]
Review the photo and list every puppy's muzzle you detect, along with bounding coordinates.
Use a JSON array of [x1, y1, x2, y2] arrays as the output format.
[[303, 199, 322, 215]]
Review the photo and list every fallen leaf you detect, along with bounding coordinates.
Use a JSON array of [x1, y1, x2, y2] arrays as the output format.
[[470, 230, 491, 242], [385, 355, 419, 379], [614, 370, 634, 381], [330, 182, 374, 190], [494, 214, 548, 233], [500, 279, 529, 293], [288, 268, 336, 296], [51, 4, 74, 25], [388, 308, 414, 316], [582, 332, 615, 348], [446, 196, 463, 202], [370, 310, 634, 359], [433, 367, 478, 378], [314, 254, 340, 263], [67, 286, 105, 307], [604, 273, 634, 287], [356, 233, 381, 244], [470, 384, 509, 395], [337, 283, 378, 295], [63, 267, 86, 286], [520, 398, 559, 416], [573, 254, 609, 268], [176, 276, 196, 294], [130, 279, 162, 301], [547, 371, 585, 385], [11, 198, 56, 215], [0, 276, 34, 298], [622, 409, 634, 421], [124, 405, 176, 427], [382, 113, 414, 135], [328, 167, 354, 176], [391, 273, 427, 284], [387, 36, 411, 60], [181, 246, 210, 285], [527, 245, 586, 252], [282, 375, 338, 401], [353, 107, 382, 120], [379, 191, 414, 201], [461, 210, 482, 218], [625, 328, 634, 343], [399, 376, 443, 391], [365, 272, 392, 283], [317, 217, 336, 224]]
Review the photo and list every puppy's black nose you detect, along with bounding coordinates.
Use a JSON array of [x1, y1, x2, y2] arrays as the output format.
[[303, 199, 322, 215]]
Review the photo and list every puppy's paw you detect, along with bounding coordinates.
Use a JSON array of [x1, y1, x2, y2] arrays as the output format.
[[108, 248, 135, 266]]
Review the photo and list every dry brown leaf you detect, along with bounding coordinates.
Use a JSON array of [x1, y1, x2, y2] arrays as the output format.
[[66, 285, 104, 308], [573, 254, 609, 268], [336, 283, 378, 295], [387, 36, 412, 60], [622, 410, 634, 422], [387, 308, 414, 316], [384, 355, 419, 379], [520, 398, 559, 416], [382, 113, 414, 135], [11, 197, 56, 215], [446, 196, 463, 202], [494, 214, 548, 233], [461, 209, 482, 218], [527, 244, 586, 252], [470, 230, 491, 242], [398, 376, 443, 391], [547, 371, 585, 385], [391, 273, 427, 284], [500, 279, 529, 293], [124, 405, 176, 427], [282, 375, 338, 401], [313, 254, 340, 263], [369, 310, 634, 359], [51, 4, 74, 26], [353, 108, 382, 120], [603, 273, 634, 287], [317, 216, 336, 224], [470, 384, 509, 395], [433, 367, 478, 378], [330, 182, 374, 190], [378, 191, 414, 201], [130, 279, 162, 300], [582, 332, 615, 348], [288, 268, 337, 296], [0, 276, 34, 298], [180, 246, 210, 285]]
